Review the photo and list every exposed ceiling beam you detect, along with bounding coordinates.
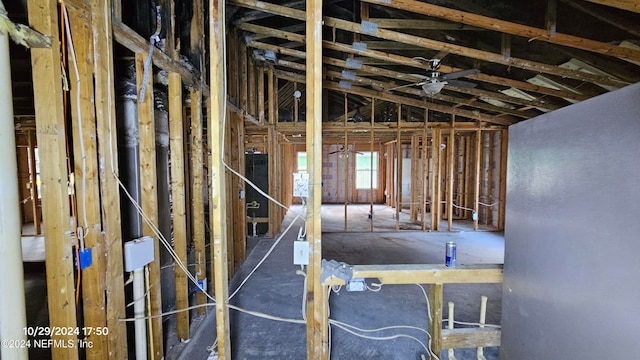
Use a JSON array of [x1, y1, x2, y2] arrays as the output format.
[[368, 18, 484, 30], [323, 81, 518, 125], [239, 22, 589, 101], [249, 40, 561, 110], [561, 0, 640, 38], [581, 0, 640, 13], [360, 0, 640, 62], [229, 0, 628, 87]]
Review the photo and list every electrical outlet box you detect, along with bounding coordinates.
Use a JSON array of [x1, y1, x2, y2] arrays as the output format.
[[293, 241, 310, 265], [197, 278, 207, 293], [124, 236, 155, 272], [346, 278, 367, 292], [76, 248, 93, 270]]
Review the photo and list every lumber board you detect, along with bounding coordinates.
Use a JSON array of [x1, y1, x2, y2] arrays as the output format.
[[209, 0, 232, 354], [360, 0, 640, 62], [168, 72, 189, 340], [28, 1, 78, 358], [498, 129, 508, 230], [428, 284, 443, 359], [430, 128, 441, 230], [66, 6, 108, 358], [578, 0, 640, 14], [306, 0, 325, 356], [346, 264, 503, 285], [447, 128, 455, 231], [473, 129, 482, 231], [441, 328, 501, 349], [190, 89, 207, 314], [135, 52, 164, 359], [112, 20, 204, 92], [90, 0, 128, 356]]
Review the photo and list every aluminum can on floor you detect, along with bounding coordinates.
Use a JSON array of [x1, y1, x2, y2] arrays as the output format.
[[445, 242, 457, 267]]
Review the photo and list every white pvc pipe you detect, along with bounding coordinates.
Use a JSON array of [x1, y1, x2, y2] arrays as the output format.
[[0, 5, 29, 358], [133, 268, 147, 360]]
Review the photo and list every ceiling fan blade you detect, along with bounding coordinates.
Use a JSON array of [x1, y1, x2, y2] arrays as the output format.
[[440, 68, 480, 81], [446, 79, 478, 88], [387, 81, 425, 91]]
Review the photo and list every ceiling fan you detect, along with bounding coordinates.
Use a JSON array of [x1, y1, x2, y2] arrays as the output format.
[[388, 59, 480, 95], [329, 145, 363, 158]]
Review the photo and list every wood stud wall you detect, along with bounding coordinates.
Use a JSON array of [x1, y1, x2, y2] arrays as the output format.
[[19, 1, 509, 359]]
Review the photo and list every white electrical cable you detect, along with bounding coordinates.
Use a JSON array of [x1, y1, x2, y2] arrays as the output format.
[[330, 321, 434, 358], [139, 5, 161, 103], [228, 217, 301, 300], [115, 174, 215, 302], [118, 302, 306, 325], [415, 284, 432, 322], [62, 5, 89, 250]]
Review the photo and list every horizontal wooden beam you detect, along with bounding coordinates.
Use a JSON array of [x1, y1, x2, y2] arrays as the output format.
[[248, 41, 557, 112], [324, 82, 518, 125], [112, 20, 207, 94], [441, 328, 501, 349], [582, 0, 640, 13], [361, 0, 640, 62], [324, 264, 503, 285], [369, 18, 483, 31]]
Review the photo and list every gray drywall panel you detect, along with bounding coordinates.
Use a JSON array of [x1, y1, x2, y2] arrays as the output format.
[[501, 83, 640, 359]]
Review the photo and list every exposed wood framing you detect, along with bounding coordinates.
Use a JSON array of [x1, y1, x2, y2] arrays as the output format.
[[428, 284, 443, 359], [28, 1, 78, 358], [421, 112, 429, 230], [410, 134, 419, 221], [581, 0, 640, 13], [229, 0, 628, 87], [498, 129, 508, 229], [66, 6, 107, 358], [135, 52, 164, 359], [27, 131, 41, 234], [190, 89, 207, 314], [228, 30, 247, 270], [268, 126, 278, 236], [169, 72, 189, 340], [248, 54, 256, 117], [430, 128, 442, 231], [306, 0, 325, 355], [473, 129, 482, 231], [209, 0, 232, 353], [113, 20, 203, 91], [447, 127, 455, 231], [90, 0, 128, 356], [360, 0, 640, 62], [441, 328, 501, 349], [326, 264, 503, 285], [395, 106, 401, 231], [258, 66, 265, 123]]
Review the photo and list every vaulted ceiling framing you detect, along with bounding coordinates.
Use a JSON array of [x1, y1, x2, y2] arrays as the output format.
[[229, 0, 640, 132]]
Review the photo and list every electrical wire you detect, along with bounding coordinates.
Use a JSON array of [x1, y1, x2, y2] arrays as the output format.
[[415, 284, 431, 322], [118, 301, 306, 325], [228, 216, 302, 300], [115, 174, 215, 303]]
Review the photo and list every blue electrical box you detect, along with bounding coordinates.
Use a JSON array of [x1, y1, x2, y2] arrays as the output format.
[[76, 248, 93, 270]]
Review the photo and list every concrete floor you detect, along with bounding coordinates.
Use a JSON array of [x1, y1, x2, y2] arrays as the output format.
[[170, 205, 504, 360]]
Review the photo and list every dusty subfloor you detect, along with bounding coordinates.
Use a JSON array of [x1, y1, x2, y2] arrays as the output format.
[[169, 205, 504, 360]]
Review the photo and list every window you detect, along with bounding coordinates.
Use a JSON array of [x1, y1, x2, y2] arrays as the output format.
[[355, 152, 378, 189], [297, 152, 307, 172]]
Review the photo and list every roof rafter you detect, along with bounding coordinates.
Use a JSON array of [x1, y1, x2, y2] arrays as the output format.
[[360, 0, 640, 62]]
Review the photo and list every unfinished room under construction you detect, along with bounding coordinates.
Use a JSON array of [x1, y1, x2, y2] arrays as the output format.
[[1, 0, 639, 359]]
